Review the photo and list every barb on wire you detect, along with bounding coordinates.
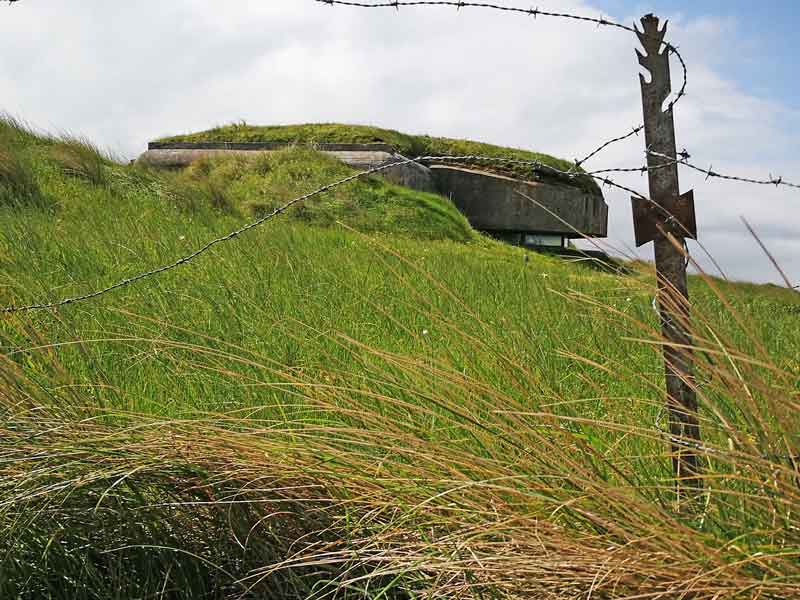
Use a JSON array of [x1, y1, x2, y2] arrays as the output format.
[[316, 0, 689, 168], [648, 149, 800, 191], [586, 160, 682, 177]]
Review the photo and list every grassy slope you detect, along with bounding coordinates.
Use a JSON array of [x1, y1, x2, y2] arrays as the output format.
[[2, 117, 800, 598], [157, 122, 600, 194]]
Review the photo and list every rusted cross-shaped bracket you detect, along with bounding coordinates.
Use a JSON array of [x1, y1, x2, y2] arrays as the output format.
[[632, 189, 696, 247], [633, 14, 697, 247], [634, 14, 703, 506]]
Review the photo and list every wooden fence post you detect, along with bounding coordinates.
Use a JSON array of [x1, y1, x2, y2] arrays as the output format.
[[633, 13, 703, 506]]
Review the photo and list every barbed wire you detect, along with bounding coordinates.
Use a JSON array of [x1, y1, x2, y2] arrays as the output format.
[[318, 0, 633, 33], [409, 152, 682, 178], [654, 406, 797, 462], [647, 149, 800, 191], [421, 154, 679, 208], [315, 0, 689, 169], [576, 126, 644, 170], [654, 407, 719, 456], [0, 157, 422, 313], [586, 161, 681, 177]]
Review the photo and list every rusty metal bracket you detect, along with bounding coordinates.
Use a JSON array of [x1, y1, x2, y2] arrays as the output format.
[[632, 189, 697, 247]]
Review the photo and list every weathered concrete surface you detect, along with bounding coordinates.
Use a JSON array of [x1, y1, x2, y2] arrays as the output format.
[[137, 147, 396, 169], [147, 142, 396, 152], [379, 154, 439, 193], [138, 145, 439, 194], [430, 165, 608, 238], [137, 148, 262, 169], [138, 143, 608, 238]]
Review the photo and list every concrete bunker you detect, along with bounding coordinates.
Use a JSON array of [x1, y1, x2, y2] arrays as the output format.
[[139, 141, 608, 249]]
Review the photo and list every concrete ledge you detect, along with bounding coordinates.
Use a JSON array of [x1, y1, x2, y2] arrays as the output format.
[[139, 147, 399, 170], [148, 141, 396, 152], [138, 149, 266, 169]]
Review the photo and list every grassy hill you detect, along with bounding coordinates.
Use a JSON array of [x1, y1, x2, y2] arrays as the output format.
[[157, 122, 600, 194], [1, 116, 799, 599]]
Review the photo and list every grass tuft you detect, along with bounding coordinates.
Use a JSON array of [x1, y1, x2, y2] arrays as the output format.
[[50, 137, 112, 186], [0, 113, 50, 148], [0, 148, 49, 209]]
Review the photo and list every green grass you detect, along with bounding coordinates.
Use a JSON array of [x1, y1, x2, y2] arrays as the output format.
[[156, 122, 600, 194], [1, 116, 799, 598], [177, 147, 477, 241]]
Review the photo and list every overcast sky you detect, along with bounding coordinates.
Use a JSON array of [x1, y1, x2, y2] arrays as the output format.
[[1, 0, 798, 286]]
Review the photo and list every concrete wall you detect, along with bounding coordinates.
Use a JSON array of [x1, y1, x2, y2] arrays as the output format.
[[138, 143, 608, 238], [431, 165, 608, 238]]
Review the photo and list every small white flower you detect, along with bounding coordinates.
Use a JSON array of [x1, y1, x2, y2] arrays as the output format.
[[541, 273, 549, 278], [422, 329, 429, 336], [178, 235, 186, 241]]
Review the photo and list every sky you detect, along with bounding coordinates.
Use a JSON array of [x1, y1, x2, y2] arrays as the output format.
[[0, 0, 797, 286]]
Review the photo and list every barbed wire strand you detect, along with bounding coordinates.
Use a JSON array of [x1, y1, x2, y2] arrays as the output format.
[[316, 0, 689, 169], [647, 149, 800, 191], [654, 406, 796, 462], [0, 157, 421, 313], [577, 126, 644, 169], [318, 0, 633, 33]]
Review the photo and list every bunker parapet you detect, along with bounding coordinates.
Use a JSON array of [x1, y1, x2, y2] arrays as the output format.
[[139, 141, 608, 248]]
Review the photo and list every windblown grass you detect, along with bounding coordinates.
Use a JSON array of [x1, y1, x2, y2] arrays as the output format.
[[0, 147, 46, 208], [1, 267, 798, 598], [50, 137, 112, 186], [0, 116, 50, 209], [0, 115, 798, 598]]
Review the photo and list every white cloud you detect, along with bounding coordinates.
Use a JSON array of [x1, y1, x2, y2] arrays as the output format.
[[1, 0, 797, 285]]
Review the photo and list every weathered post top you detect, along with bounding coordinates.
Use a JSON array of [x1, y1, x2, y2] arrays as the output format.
[[637, 14, 679, 198], [633, 14, 696, 246]]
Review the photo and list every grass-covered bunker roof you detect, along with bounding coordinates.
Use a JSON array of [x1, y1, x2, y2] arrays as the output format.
[[156, 123, 600, 195]]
